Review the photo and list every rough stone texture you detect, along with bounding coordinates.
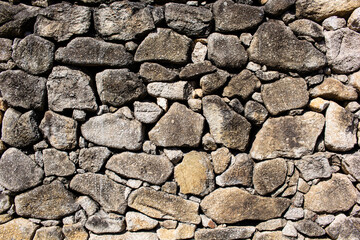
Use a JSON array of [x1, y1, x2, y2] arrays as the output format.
[[81, 110, 144, 150], [128, 187, 201, 224], [310, 77, 358, 101], [264, 0, 295, 16], [289, 19, 324, 39], [294, 219, 325, 237], [94, 2, 155, 41], [203, 95, 251, 151], [85, 211, 125, 234], [0, 70, 46, 110], [43, 148, 75, 177], [180, 61, 216, 80], [0, 218, 39, 240], [139, 63, 178, 82], [348, 7, 360, 32], [342, 152, 360, 181], [244, 100, 268, 125], [70, 173, 127, 214], [0, 148, 44, 192], [256, 219, 287, 231], [63, 223, 89, 240], [201, 187, 291, 223], [147, 81, 192, 100], [200, 70, 229, 95], [33, 226, 64, 240], [223, 70, 260, 100], [211, 147, 231, 174], [295, 153, 332, 181], [135, 28, 191, 64], [96, 69, 146, 107], [253, 231, 287, 240], [15, 181, 79, 219], [125, 211, 158, 231], [157, 223, 195, 240], [195, 227, 256, 240], [250, 112, 325, 160], [89, 232, 158, 240], [79, 147, 111, 173], [249, 21, 326, 72], [149, 103, 204, 147], [0, 38, 12, 62], [134, 101, 163, 124], [48, 66, 98, 112]]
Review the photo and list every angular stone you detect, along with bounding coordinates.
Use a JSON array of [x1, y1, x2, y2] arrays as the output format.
[[213, 0, 264, 32], [264, 0, 295, 15], [202, 95, 251, 151], [244, 100, 268, 125], [223, 69, 260, 100], [289, 19, 324, 39], [39, 111, 77, 150], [43, 148, 75, 177], [323, 16, 347, 31], [211, 147, 231, 174], [0, 194, 11, 214], [70, 173, 127, 214], [157, 223, 195, 240], [295, 153, 332, 181], [348, 7, 360, 32], [106, 152, 173, 185], [1, 108, 41, 148], [296, 0, 360, 22], [208, 33, 248, 69], [250, 112, 325, 160], [304, 173, 358, 213], [0, 38, 12, 62], [79, 147, 111, 173], [89, 232, 158, 240], [310, 78, 358, 101], [180, 61, 217, 80], [200, 70, 229, 95], [126, 211, 158, 231], [325, 102, 357, 152], [324, 28, 360, 73], [0, 70, 46, 110], [135, 28, 191, 64], [256, 219, 287, 231], [0, 148, 43, 192], [63, 223, 89, 240], [342, 152, 360, 181], [55, 37, 133, 67], [12, 35, 54, 75], [34, 3, 90, 41], [192, 42, 207, 63], [128, 187, 201, 224], [134, 101, 163, 124], [253, 231, 287, 240], [85, 211, 125, 234], [284, 207, 304, 220], [174, 151, 214, 196], [33, 226, 63, 240], [195, 227, 255, 240], [165, 3, 212, 37], [94, 2, 154, 41], [96, 69, 146, 107], [0, 218, 39, 240], [47, 66, 97, 112], [147, 81, 192, 100], [216, 153, 254, 187], [149, 103, 204, 147], [139, 62, 178, 82], [249, 21, 326, 72], [326, 215, 360, 239], [253, 158, 287, 195], [15, 181, 79, 219], [294, 219, 325, 237], [201, 187, 291, 223], [81, 110, 144, 150]]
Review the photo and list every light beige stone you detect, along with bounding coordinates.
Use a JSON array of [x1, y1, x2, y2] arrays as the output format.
[[33, 226, 63, 240], [62, 223, 89, 240], [348, 7, 360, 32], [309, 98, 330, 112], [211, 147, 231, 174], [0, 218, 39, 240], [126, 211, 158, 231], [310, 78, 358, 101], [157, 223, 195, 240]]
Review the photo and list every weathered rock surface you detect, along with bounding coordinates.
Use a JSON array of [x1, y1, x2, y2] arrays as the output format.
[[85, 211, 125, 234], [253, 231, 287, 240], [250, 112, 325, 160], [128, 187, 201, 224], [70, 173, 127, 214], [223, 69, 260, 100], [147, 81, 192, 100], [15, 181, 79, 219], [195, 227, 256, 240], [139, 63, 178, 82], [149, 103, 204, 147], [244, 100, 268, 125], [133, 101, 163, 124], [211, 147, 231, 174], [125, 211, 158, 231], [264, 0, 295, 16], [0, 218, 39, 240], [289, 19, 324, 39], [89, 232, 158, 240], [63, 223, 88, 240], [256, 219, 287, 231], [248, 21, 326, 72], [200, 70, 229, 95], [0, 148, 43, 192], [201, 187, 291, 223], [342, 152, 360, 181], [43, 148, 75, 177], [348, 7, 360, 32], [295, 153, 332, 181], [180, 61, 216, 80], [202, 95, 251, 151], [0, 38, 12, 62], [157, 223, 195, 240], [33, 226, 64, 240], [294, 219, 325, 237], [79, 147, 111, 173], [310, 77, 358, 101]]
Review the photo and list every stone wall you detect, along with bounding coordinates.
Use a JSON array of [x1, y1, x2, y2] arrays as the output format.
[[0, 0, 360, 239]]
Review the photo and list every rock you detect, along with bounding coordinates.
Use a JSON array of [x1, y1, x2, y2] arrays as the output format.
[[0, 38, 12, 62], [0, 218, 39, 240], [135, 28, 191, 64], [342, 152, 360, 181], [55, 37, 133, 67], [202, 133, 217, 151], [85, 211, 125, 234], [250, 112, 325, 160], [47, 66, 98, 112], [325, 102, 358, 152], [294, 220, 325, 237], [229, 98, 244, 114], [211, 147, 231, 174], [213, 0, 264, 32], [253, 158, 287, 195], [296, 0, 360, 22], [248, 21, 326, 72], [12, 35, 54, 75], [350, 70, 360, 91], [149, 103, 204, 147], [94, 2, 154, 41], [63, 223, 89, 240], [134, 101, 163, 124], [200, 70, 229, 95], [180, 61, 217, 80], [322, 16, 346, 31], [295, 153, 332, 181], [106, 152, 173, 185], [309, 98, 330, 112], [70, 173, 127, 214], [324, 28, 360, 73], [244, 100, 268, 125], [157, 223, 196, 240], [264, 0, 295, 15], [0, 148, 43, 192], [128, 187, 201, 224], [253, 231, 287, 240], [289, 19, 324, 39], [256, 219, 287, 231], [192, 42, 207, 63], [96, 69, 146, 107], [348, 8, 360, 32], [34, 3, 90, 41], [195, 227, 255, 240], [316, 215, 335, 227], [77, 196, 99, 216], [79, 147, 111, 173], [223, 69, 260, 100], [165, 3, 212, 37], [174, 151, 214, 196], [126, 211, 158, 231], [139, 63, 178, 82], [34, 226, 64, 240], [284, 207, 304, 220], [200, 187, 291, 223], [1, 108, 41, 148], [0, 70, 46, 110], [202, 95, 251, 151], [304, 173, 358, 213], [326, 215, 360, 239], [43, 148, 75, 177], [256, 70, 280, 82], [89, 232, 158, 240], [147, 81, 192, 100], [15, 181, 79, 219], [282, 221, 297, 237], [81, 110, 144, 150], [39, 111, 78, 150], [310, 78, 358, 101], [216, 153, 254, 187], [0, 194, 11, 214], [207, 33, 248, 69]]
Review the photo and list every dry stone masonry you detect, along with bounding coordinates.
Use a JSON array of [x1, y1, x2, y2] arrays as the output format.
[[0, 0, 360, 239]]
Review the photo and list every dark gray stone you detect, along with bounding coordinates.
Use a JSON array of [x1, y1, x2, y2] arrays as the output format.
[[264, 0, 295, 16], [179, 61, 217, 80], [244, 100, 268, 125], [289, 19, 324, 39], [200, 70, 229, 95], [139, 62, 178, 82], [43, 148, 75, 177], [223, 69, 260, 100], [79, 147, 111, 173]]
